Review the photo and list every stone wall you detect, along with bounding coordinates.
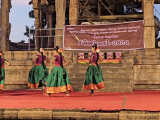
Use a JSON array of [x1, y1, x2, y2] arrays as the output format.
[[3, 49, 160, 92], [0, 109, 160, 120]]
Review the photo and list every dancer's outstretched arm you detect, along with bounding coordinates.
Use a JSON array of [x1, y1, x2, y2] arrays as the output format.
[[51, 58, 55, 65], [90, 54, 94, 63], [45, 58, 50, 65], [63, 58, 68, 66], [4, 61, 10, 67], [98, 57, 102, 64], [32, 57, 37, 65]]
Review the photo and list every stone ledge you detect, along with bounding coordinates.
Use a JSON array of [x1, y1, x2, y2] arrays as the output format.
[[119, 113, 159, 120], [4, 84, 28, 89], [1, 109, 18, 120], [0, 109, 160, 120], [134, 84, 160, 89], [18, 109, 52, 119]]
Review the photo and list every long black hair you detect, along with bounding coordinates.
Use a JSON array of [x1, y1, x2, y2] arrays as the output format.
[[92, 44, 99, 64], [0, 51, 2, 76], [53, 46, 63, 67], [36, 48, 46, 74]]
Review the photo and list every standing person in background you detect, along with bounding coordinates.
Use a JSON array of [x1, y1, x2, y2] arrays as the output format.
[[82, 44, 105, 95], [45, 46, 73, 97], [28, 48, 50, 94], [0, 51, 10, 93]]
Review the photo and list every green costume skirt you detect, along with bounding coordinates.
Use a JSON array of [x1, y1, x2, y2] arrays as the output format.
[[82, 64, 105, 91], [46, 66, 73, 93], [0, 68, 5, 90], [28, 64, 49, 89]]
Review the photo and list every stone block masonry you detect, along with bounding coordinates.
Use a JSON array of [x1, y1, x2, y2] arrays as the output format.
[[0, 109, 160, 120], [3, 49, 160, 92]]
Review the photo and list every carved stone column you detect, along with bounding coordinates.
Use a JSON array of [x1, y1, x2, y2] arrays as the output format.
[[143, 0, 155, 48], [55, 0, 66, 48], [6, 0, 12, 51], [46, 5, 54, 48], [33, 0, 40, 49], [1, 0, 11, 51], [0, 0, 5, 51], [69, 0, 78, 25]]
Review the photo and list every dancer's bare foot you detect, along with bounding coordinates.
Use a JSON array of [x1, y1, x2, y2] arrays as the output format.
[[90, 90, 94, 95], [65, 94, 70, 97], [42, 86, 46, 93], [42, 89, 45, 94], [44, 93, 48, 96], [44, 93, 51, 97]]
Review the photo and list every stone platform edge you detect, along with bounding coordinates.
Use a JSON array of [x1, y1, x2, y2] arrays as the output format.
[[0, 108, 160, 120]]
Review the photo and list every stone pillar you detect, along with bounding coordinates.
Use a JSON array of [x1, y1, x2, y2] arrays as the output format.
[[55, 0, 66, 48], [46, 5, 54, 48], [69, 0, 78, 25], [1, 0, 10, 51], [6, 0, 12, 51], [143, 0, 155, 48], [33, 0, 40, 49], [0, 0, 5, 51]]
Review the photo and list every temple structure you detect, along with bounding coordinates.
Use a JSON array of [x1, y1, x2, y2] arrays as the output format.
[[30, 0, 159, 49], [0, 0, 160, 92], [0, 0, 160, 50]]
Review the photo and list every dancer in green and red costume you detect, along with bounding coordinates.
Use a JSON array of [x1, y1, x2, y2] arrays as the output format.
[[28, 48, 50, 94], [0, 51, 10, 93], [82, 44, 105, 95], [45, 46, 73, 97]]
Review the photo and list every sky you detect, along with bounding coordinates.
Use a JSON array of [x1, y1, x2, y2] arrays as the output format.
[[9, 0, 34, 43], [9, 1, 160, 43]]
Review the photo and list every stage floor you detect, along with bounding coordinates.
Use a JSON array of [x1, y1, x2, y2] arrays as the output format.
[[0, 90, 160, 111]]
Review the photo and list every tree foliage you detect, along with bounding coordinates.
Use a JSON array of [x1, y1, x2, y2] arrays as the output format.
[[29, 10, 35, 18], [24, 25, 35, 43], [19, 40, 25, 43]]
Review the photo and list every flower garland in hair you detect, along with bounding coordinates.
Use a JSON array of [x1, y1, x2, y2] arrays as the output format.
[[58, 48, 63, 53], [95, 48, 100, 53], [40, 48, 44, 52], [0, 52, 2, 56]]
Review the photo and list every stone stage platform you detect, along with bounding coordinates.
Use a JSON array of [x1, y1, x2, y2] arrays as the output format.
[[0, 90, 160, 119]]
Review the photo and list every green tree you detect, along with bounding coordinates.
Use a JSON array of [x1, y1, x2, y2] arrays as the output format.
[[19, 40, 25, 43], [28, 9, 47, 28], [29, 10, 35, 18], [24, 25, 35, 43]]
